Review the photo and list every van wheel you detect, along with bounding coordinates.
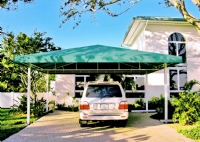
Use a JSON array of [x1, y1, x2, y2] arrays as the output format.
[[119, 120, 127, 127], [79, 119, 87, 127]]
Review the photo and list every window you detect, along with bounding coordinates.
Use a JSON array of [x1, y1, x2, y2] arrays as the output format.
[[168, 33, 187, 95], [125, 75, 145, 98], [86, 85, 122, 98], [169, 68, 187, 91], [74, 75, 89, 98], [168, 32, 186, 63]]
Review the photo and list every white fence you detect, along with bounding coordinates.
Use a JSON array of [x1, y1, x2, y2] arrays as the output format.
[[0, 92, 56, 108]]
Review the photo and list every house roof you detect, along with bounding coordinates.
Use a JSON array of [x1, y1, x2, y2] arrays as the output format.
[[133, 16, 188, 22], [122, 16, 198, 47], [14, 44, 183, 74]]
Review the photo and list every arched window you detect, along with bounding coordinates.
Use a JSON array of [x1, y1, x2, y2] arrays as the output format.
[[168, 33, 187, 95], [168, 33, 186, 63]]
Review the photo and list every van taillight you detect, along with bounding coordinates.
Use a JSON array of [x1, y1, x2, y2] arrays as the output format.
[[80, 101, 90, 110], [118, 101, 128, 109]]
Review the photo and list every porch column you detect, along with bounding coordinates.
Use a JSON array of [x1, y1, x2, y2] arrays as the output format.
[[46, 73, 49, 112], [164, 63, 168, 121], [145, 73, 148, 112], [27, 67, 31, 124]]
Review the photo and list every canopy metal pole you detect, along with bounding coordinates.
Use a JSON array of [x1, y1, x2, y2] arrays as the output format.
[[145, 73, 148, 112], [46, 73, 49, 112], [164, 63, 168, 121], [27, 67, 31, 124]]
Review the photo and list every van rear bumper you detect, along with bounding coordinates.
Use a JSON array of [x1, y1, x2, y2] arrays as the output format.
[[79, 111, 128, 120]]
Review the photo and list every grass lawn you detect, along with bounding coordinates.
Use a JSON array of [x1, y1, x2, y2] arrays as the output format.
[[0, 108, 40, 141], [167, 123, 200, 142]]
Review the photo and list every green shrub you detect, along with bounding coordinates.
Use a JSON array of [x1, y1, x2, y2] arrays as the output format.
[[128, 104, 134, 112], [148, 96, 163, 110], [56, 103, 66, 110], [33, 97, 46, 117], [18, 95, 34, 114], [56, 103, 79, 112], [9, 95, 47, 117], [172, 91, 200, 125], [67, 105, 79, 112], [133, 98, 146, 110], [178, 125, 200, 140], [149, 95, 175, 120], [49, 100, 55, 105]]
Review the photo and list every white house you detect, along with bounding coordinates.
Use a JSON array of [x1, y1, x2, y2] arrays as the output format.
[[55, 16, 200, 107]]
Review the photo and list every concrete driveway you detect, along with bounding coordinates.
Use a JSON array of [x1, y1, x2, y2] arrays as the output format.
[[3, 110, 194, 142]]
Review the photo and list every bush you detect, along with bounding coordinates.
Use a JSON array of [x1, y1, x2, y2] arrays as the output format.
[[148, 95, 175, 120], [172, 91, 200, 125], [148, 96, 163, 110], [33, 97, 46, 117], [67, 105, 79, 112], [128, 104, 134, 112], [56, 103, 79, 112], [56, 103, 66, 110], [9, 95, 47, 117], [178, 124, 200, 140], [11, 95, 34, 114], [134, 98, 146, 110]]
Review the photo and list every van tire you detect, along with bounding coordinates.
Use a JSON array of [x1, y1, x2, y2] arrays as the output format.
[[79, 119, 87, 127]]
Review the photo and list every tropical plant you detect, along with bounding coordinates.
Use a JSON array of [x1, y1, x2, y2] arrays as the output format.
[[178, 124, 200, 140], [9, 94, 47, 117], [172, 91, 200, 125], [172, 79, 200, 125], [0, 31, 61, 92], [133, 98, 146, 110]]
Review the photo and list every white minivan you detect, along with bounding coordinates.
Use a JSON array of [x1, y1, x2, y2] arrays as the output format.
[[79, 81, 128, 127]]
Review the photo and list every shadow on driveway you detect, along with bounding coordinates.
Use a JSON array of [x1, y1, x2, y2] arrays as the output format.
[[3, 110, 194, 142]]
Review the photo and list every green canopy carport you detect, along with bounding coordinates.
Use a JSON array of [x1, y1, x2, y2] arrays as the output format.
[[14, 45, 183, 124], [14, 45, 182, 74]]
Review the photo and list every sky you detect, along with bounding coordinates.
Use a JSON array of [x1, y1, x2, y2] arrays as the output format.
[[0, 0, 200, 49]]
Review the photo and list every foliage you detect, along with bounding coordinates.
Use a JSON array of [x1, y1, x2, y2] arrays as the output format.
[[172, 79, 200, 125], [59, 0, 200, 33], [56, 102, 79, 112], [67, 105, 79, 112], [148, 96, 163, 110], [183, 79, 200, 91], [106, 74, 136, 91], [172, 91, 200, 125], [178, 123, 200, 140], [56, 95, 80, 112], [33, 97, 46, 117], [0, 0, 34, 10], [10, 94, 47, 117], [0, 31, 61, 92], [133, 98, 146, 110], [56, 103, 66, 110], [15, 95, 33, 114], [0, 108, 39, 141]]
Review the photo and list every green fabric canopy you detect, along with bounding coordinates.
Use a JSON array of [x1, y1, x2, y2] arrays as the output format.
[[14, 45, 183, 74]]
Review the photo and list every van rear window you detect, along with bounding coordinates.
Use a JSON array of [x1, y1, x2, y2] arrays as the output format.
[[86, 85, 122, 98]]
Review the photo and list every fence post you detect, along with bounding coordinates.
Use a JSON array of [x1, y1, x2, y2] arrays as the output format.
[[0, 92, 1, 108], [11, 92, 14, 107]]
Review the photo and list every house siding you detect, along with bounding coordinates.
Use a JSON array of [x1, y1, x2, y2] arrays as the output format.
[[55, 74, 75, 105], [142, 24, 200, 94]]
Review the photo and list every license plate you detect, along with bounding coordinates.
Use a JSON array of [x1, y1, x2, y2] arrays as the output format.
[[100, 104, 109, 109], [100, 104, 114, 109]]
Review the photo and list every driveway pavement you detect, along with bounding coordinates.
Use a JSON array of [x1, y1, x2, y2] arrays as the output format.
[[3, 110, 194, 142]]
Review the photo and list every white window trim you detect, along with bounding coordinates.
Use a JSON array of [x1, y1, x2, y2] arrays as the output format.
[[125, 75, 145, 98], [168, 41, 186, 56], [74, 75, 90, 97], [168, 67, 187, 92]]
